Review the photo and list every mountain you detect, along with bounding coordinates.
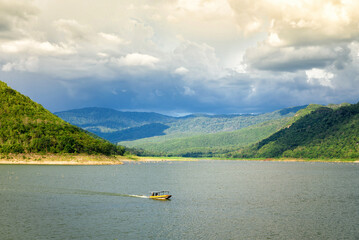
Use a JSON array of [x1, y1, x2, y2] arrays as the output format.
[[55, 107, 175, 133], [123, 118, 291, 157], [56, 106, 307, 146], [56, 105, 309, 157], [0, 81, 124, 155], [119, 106, 308, 156], [231, 102, 359, 159], [97, 123, 170, 142]]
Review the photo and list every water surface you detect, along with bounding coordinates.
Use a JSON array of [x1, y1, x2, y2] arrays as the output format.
[[1, 161, 359, 239]]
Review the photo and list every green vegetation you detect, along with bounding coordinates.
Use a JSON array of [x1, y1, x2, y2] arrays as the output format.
[[55, 107, 174, 133], [231, 102, 359, 159], [0, 81, 124, 155], [123, 118, 290, 157], [55, 99, 359, 160], [97, 123, 169, 142], [57, 106, 306, 143], [163, 106, 306, 135], [120, 106, 308, 157]]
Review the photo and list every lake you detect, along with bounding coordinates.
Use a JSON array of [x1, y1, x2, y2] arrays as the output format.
[[1, 160, 359, 239]]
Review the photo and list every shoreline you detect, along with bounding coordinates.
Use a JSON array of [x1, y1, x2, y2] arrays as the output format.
[[0, 154, 125, 165], [0, 154, 357, 165], [0, 154, 198, 165]]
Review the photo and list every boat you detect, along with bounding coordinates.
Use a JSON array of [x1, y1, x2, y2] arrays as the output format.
[[149, 191, 171, 200]]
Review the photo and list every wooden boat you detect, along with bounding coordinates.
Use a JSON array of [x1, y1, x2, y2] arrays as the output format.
[[149, 191, 171, 200]]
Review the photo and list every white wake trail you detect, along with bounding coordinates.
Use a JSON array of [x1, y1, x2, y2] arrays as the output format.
[[129, 195, 149, 199]]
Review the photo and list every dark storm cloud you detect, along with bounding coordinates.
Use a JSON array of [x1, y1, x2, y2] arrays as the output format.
[[2, 66, 358, 115], [244, 45, 351, 72]]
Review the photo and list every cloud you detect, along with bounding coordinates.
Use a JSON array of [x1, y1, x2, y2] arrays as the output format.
[[172, 39, 224, 81], [2, 56, 38, 72], [306, 68, 334, 88], [0, 0, 38, 36], [229, 0, 359, 43], [54, 19, 91, 41], [98, 32, 129, 45], [227, 0, 265, 35], [230, 0, 359, 73], [114, 53, 159, 67], [244, 44, 351, 72], [174, 66, 189, 75], [176, 0, 233, 17], [0, 0, 359, 114], [0, 39, 75, 55]]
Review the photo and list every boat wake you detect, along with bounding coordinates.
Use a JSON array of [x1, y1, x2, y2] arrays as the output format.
[[53, 188, 150, 199], [16, 185, 153, 199], [128, 194, 149, 199]]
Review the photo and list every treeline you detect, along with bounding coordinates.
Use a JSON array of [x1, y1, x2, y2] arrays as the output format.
[[0, 81, 125, 155], [230, 102, 359, 159], [127, 146, 238, 158]]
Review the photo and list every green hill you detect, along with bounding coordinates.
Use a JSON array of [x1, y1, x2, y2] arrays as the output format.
[[123, 118, 291, 157], [231, 102, 359, 159], [120, 106, 309, 157], [0, 81, 124, 155]]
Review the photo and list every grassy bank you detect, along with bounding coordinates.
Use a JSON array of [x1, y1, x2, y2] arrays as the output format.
[[0, 154, 198, 165], [0, 154, 357, 165], [125, 156, 359, 163], [0, 153, 126, 165]]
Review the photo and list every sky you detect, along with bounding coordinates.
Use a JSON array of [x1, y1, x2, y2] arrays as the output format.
[[1, 0, 359, 115]]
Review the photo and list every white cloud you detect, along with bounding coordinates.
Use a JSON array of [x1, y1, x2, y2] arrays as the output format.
[[267, 32, 283, 47], [0, 39, 75, 55], [229, 0, 359, 43], [54, 19, 91, 41], [176, 0, 233, 16], [2, 56, 38, 72], [98, 32, 129, 45], [174, 66, 189, 75], [114, 53, 159, 67], [229, 0, 359, 74], [172, 39, 223, 80], [233, 63, 247, 73], [97, 52, 109, 58], [306, 68, 334, 88]]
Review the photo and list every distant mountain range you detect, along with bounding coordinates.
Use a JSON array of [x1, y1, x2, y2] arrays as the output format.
[[55, 102, 359, 160], [0, 81, 124, 155], [55, 105, 307, 156]]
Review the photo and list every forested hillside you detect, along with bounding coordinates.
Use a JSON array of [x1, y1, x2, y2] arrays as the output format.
[[123, 118, 291, 157], [231, 102, 359, 159], [55, 108, 175, 133], [0, 81, 124, 155], [57, 105, 306, 143]]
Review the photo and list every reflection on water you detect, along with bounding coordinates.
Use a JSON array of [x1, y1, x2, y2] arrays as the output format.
[[1, 161, 359, 239]]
